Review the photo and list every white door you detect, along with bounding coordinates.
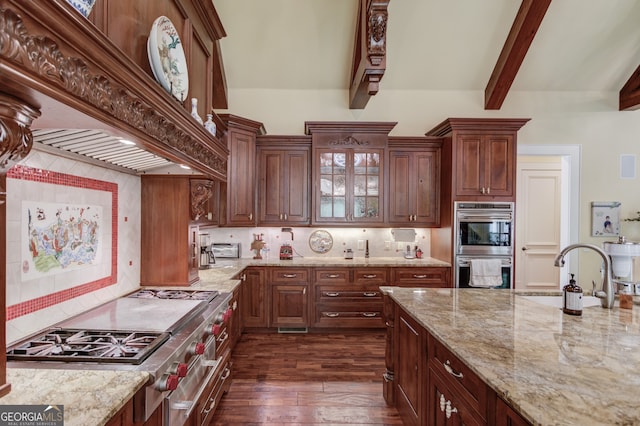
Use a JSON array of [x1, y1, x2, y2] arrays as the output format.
[[515, 160, 563, 289]]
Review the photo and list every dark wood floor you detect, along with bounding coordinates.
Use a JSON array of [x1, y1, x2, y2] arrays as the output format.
[[209, 331, 403, 425]]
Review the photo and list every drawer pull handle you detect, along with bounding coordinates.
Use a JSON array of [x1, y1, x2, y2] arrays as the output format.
[[283, 274, 297, 278], [412, 274, 427, 279], [325, 292, 340, 297], [363, 291, 378, 297], [443, 360, 464, 379], [324, 312, 340, 317], [362, 312, 378, 317], [363, 274, 377, 279], [326, 274, 340, 278]]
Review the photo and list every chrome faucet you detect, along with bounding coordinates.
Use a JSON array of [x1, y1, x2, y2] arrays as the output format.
[[553, 243, 615, 309]]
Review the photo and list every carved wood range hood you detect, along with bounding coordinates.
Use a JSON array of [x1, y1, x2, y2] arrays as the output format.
[[0, 0, 229, 179]]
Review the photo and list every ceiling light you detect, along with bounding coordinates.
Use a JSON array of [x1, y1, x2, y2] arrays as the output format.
[[179, 164, 191, 169], [119, 139, 136, 145]]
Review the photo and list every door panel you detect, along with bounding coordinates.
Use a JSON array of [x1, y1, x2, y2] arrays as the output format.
[[516, 162, 562, 289]]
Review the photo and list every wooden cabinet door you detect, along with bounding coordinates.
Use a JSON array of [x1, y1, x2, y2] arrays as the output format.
[[240, 268, 268, 328], [388, 149, 440, 226], [258, 148, 309, 225], [483, 134, 514, 197], [141, 176, 197, 286], [455, 134, 484, 197], [396, 309, 423, 426], [271, 284, 309, 328], [226, 128, 256, 225], [455, 133, 514, 199]]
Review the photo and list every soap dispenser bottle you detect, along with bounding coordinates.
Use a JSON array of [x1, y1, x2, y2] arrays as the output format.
[[563, 273, 583, 316]]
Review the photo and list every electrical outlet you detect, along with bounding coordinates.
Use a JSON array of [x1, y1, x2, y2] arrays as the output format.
[[357, 240, 365, 250], [384, 241, 391, 250]]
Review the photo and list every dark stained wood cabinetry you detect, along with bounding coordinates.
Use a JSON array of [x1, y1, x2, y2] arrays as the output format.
[[386, 298, 530, 426], [392, 267, 451, 288], [313, 268, 386, 328], [256, 136, 311, 226], [141, 175, 202, 286], [426, 118, 529, 265], [240, 267, 268, 328], [387, 138, 442, 227], [306, 121, 396, 226], [270, 268, 310, 328], [396, 307, 424, 426], [219, 115, 265, 227], [454, 132, 514, 198], [426, 118, 529, 202]]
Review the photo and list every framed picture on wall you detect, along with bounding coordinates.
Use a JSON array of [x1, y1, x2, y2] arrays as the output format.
[[591, 201, 621, 237]]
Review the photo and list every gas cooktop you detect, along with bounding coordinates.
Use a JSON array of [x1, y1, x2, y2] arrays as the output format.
[[127, 289, 219, 301], [6, 329, 169, 364]]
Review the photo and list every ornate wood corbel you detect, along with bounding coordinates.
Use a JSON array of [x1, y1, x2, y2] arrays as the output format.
[[0, 94, 40, 203], [190, 179, 214, 221], [350, 0, 389, 109]]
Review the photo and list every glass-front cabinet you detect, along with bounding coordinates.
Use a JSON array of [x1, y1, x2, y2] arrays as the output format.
[[316, 148, 384, 224], [305, 121, 397, 226]]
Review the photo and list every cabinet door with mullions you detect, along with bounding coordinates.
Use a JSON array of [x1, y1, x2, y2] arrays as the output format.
[[316, 149, 384, 224]]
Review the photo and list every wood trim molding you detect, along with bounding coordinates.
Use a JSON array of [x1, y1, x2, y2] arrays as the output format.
[[0, 2, 228, 180], [619, 64, 640, 111], [484, 0, 552, 110], [349, 0, 389, 110]]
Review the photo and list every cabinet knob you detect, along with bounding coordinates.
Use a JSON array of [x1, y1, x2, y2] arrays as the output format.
[[412, 274, 427, 279], [283, 274, 297, 278], [363, 274, 377, 279], [443, 360, 464, 379], [363, 291, 378, 297]]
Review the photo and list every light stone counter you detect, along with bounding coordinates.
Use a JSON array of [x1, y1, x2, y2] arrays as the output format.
[[194, 256, 450, 293], [383, 287, 640, 425], [0, 369, 149, 426]]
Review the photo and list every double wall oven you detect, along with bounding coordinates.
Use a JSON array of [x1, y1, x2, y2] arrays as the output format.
[[6, 289, 234, 426], [454, 202, 514, 288]]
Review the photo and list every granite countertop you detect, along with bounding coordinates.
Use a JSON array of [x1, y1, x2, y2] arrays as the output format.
[[382, 287, 640, 425], [195, 256, 451, 292], [0, 369, 149, 426]]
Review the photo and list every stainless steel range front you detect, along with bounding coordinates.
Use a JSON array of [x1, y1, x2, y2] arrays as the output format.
[[6, 288, 234, 425]]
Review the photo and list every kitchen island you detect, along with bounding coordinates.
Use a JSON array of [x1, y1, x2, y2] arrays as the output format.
[[383, 287, 640, 425]]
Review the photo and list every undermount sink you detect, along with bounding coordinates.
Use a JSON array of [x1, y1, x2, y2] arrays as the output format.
[[520, 295, 604, 308]]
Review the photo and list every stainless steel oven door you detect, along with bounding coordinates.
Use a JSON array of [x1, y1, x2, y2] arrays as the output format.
[[455, 204, 514, 256], [456, 256, 512, 289]]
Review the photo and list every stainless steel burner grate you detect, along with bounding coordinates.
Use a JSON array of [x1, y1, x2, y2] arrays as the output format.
[[127, 289, 218, 301], [7, 329, 170, 364]]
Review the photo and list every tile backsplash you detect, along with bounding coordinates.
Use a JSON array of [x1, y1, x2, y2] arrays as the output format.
[[5, 151, 141, 344], [202, 226, 431, 260]]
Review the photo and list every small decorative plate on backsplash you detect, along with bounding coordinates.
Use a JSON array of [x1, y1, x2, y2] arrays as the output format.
[[309, 230, 333, 254], [147, 16, 189, 101]]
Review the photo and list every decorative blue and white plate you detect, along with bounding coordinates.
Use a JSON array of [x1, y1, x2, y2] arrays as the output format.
[[147, 16, 189, 101]]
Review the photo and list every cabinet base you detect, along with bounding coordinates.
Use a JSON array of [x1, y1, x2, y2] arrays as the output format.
[[277, 327, 308, 333]]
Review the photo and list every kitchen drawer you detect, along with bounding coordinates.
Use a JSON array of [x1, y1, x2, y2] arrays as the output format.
[[313, 268, 350, 284], [270, 267, 309, 283], [314, 303, 384, 328], [353, 268, 389, 285], [316, 285, 382, 303], [197, 349, 232, 426], [392, 267, 451, 287], [428, 333, 488, 420]]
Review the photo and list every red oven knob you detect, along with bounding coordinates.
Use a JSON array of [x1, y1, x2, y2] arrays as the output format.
[[169, 362, 188, 377], [212, 323, 222, 336], [188, 341, 205, 355], [155, 373, 180, 392]]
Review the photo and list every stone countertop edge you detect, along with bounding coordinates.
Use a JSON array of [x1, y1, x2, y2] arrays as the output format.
[[0, 369, 149, 426], [194, 256, 451, 292], [380, 286, 640, 426]]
